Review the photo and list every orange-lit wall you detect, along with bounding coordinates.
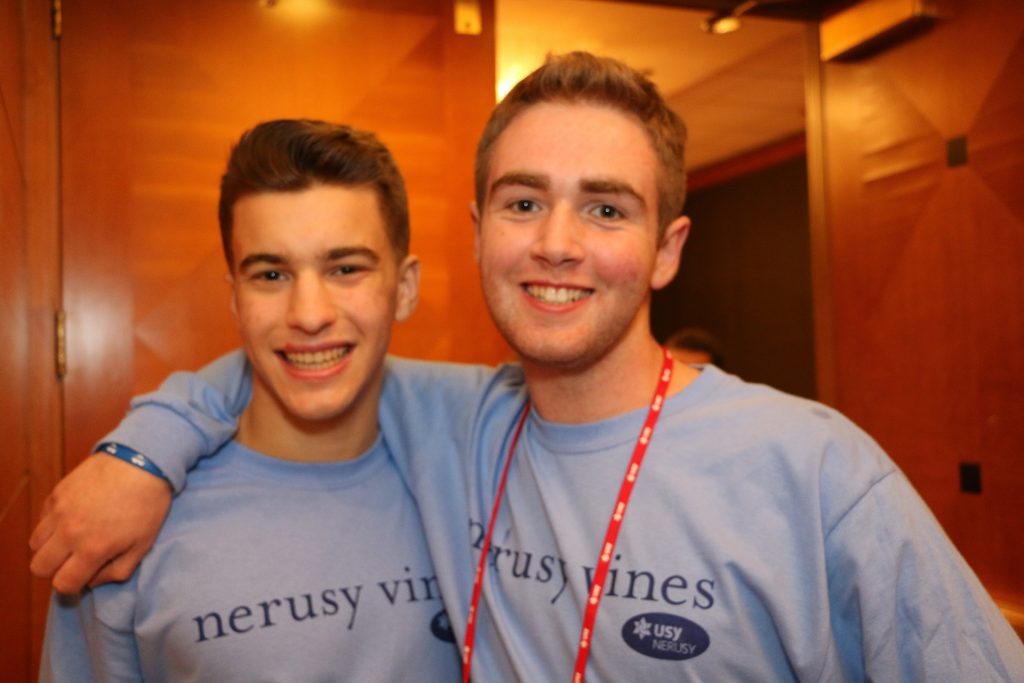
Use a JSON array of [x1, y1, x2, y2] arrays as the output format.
[[0, 1, 32, 677], [813, 0, 1023, 605]]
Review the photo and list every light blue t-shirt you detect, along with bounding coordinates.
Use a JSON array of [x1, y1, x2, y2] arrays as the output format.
[[87, 351, 1024, 682], [40, 436, 460, 682]]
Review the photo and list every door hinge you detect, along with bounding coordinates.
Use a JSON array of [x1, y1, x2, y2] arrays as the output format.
[[52, 0, 62, 40], [55, 309, 67, 380]]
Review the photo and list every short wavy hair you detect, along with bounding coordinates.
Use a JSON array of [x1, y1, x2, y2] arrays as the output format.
[[218, 119, 409, 268], [475, 52, 688, 235]]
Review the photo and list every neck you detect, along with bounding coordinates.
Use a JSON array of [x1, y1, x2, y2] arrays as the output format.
[[521, 335, 700, 424], [236, 382, 381, 463]]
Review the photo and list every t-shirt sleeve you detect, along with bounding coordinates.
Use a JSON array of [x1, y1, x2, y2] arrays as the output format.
[[823, 469, 1024, 681], [39, 589, 143, 683], [96, 349, 252, 492]]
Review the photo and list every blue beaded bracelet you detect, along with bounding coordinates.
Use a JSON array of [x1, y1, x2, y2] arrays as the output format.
[[97, 442, 170, 484]]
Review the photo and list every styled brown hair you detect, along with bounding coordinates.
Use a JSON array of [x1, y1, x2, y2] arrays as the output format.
[[218, 119, 409, 268], [474, 51, 688, 234]]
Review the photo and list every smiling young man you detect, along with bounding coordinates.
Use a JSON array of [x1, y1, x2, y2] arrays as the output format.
[[38, 119, 461, 681], [476, 97, 696, 411], [33, 56, 1024, 681]]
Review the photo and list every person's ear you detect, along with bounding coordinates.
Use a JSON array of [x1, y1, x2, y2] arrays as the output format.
[[226, 271, 238, 319], [470, 201, 482, 265], [394, 255, 421, 322], [651, 216, 690, 290]]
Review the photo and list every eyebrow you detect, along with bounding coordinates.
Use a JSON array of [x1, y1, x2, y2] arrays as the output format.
[[489, 172, 550, 196], [237, 246, 380, 272], [326, 246, 380, 264], [579, 178, 645, 207], [237, 253, 285, 272], [489, 172, 645, 207]]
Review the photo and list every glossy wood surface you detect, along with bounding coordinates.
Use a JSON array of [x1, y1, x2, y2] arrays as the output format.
[[2, 2, 65, 680], [819, 0, 1024, 604], [0, 0, 31, 675]]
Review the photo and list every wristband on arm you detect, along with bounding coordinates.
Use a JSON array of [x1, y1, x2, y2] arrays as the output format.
[[96, 442, 171, 485]]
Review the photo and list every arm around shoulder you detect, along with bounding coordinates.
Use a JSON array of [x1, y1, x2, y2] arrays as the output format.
[[108, 348, 252, 489], [30, 349, 250, 594], [30, 455, 172, 594]]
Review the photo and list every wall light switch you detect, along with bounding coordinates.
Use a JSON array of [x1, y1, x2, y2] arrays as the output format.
[[959, 462, 982, 494]]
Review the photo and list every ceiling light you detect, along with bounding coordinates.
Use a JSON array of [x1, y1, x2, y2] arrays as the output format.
[[702, 13, 742, 34], [700, 1, 762, 35]]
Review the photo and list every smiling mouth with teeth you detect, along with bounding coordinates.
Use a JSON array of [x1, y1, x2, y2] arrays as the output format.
[[525, 284, 593, 305], [282, 346, 352, 371]]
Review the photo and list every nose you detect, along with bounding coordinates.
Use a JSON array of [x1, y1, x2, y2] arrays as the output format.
[[530, 204, 584, 266], [286, 273, 337, 334]]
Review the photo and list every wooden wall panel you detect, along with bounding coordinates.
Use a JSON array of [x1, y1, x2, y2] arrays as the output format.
[[819, 0, 1024, 604], [0, 486, 30, 683], [60, 0, 504, 469], [23, 0, 64, 674], [7, 2, 65, 681], [0, 0, 31, 676]]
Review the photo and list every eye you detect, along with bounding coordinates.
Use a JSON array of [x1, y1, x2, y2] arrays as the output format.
[[255, 270, 284, 281], [332, 263, 366, 276], [510, 199, 539, 213], [591, 204, 623, 220]]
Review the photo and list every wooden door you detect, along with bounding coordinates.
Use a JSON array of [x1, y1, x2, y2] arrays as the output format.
[[60, 0, 505, 467], [1, 0, 31, 677], [7, 2, 64, 680]]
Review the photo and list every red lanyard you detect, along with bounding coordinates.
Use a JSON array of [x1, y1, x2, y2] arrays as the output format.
[[462, 348, 675, 683]]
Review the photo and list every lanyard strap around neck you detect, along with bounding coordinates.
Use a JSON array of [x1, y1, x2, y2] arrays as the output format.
[[461, 348, 675, 683]]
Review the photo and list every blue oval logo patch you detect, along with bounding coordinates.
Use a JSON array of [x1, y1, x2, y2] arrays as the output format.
[[430, 609, 455, 642], [621, 612, 710, 661]]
